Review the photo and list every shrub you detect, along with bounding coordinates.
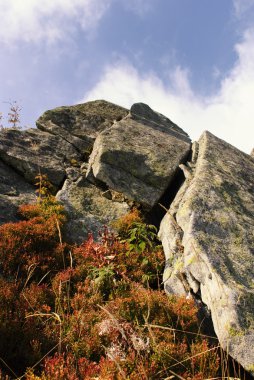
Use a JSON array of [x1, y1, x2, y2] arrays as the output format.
[[0, 279, 55, 375], [111, 207, 143, 239], [0, 205, 222, 379], [0, 101, 22, 130], [0, 216, 66, 279], [0, 174, 67, 280]]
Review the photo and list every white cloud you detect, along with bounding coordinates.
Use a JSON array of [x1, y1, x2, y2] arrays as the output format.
[[83, 28, 254, 154], [0, 0, 111, 45], [233, 0, 254, 17], [169, 66, 194, 99], [120, 0, 154, 17]]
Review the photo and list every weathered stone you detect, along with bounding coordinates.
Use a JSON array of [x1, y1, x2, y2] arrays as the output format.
[[0, 128, 82, 187], [251, 148, 254, 157], [0, 100, 128, 227], [159, 131, 254, 374], [0, 159, 36, 224], [130, 102, 190, 143], [56, 177, 130, 244], [36, 100, 128, 158], [1, 98, 253, 373], [87, 103, 191, 207]]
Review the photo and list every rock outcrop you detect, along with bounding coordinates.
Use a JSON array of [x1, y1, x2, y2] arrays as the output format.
[[0, 100, 130, 236], [36, 100, 128, 159], [0, 99, 253, 375], [87, 103, 191, 207], [159, 131, 254, 374], [0, 100, 190, 238], [0, 128, 82, 187], [57, 178, 130, 243]]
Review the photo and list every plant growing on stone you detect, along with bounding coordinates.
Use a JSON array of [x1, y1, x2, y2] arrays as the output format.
[[0, 204, 234, 379], [8, 101, 21, 129], [35, 173, 54, 199], [124, 221, 158, 253], [0, 101, 22, 130], [20, 173, 65, 224], [113, 209, 160, 254], [111, 208, 143, 239]]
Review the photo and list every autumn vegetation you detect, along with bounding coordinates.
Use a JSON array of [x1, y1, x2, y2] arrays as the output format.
[[0, 172, 246, 379], [0, 101, 22, 130]]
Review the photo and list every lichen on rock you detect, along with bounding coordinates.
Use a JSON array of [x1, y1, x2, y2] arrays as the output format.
[[87, 102, 191, 207], [1, 99, 254, 376], [159, 130, 254, 374]]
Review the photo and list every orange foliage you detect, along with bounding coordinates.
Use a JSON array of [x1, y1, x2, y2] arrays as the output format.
[[0, 206, 222, 379], [111, 207, 142, 238], [0, 216, 65, 278]]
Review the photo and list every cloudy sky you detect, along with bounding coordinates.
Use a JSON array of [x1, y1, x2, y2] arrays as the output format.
[[0, 0, 254, 153]]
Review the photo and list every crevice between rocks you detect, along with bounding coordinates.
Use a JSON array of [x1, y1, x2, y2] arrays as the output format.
[[145, 166, 186, 228], [145, 143, 194, 228], [153, 141, 217, 337]]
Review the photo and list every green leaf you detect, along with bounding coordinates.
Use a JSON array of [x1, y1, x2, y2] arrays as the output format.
[[139, 241, 146, 252]]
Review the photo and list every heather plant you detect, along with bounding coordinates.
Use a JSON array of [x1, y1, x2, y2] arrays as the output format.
[[27, 218, 219, 379], [0, 216, 65, 279], [0, 279, 55, 376], [0, 205, 241, 379], [73, 226, 164, 293], [26, 285, 219, 379], [0, 172, 67, 280], [0, 175, 68, 376]]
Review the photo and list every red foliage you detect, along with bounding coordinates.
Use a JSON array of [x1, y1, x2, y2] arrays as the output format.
[[0, 215, 66, 279], [0, 205, 221, 379]]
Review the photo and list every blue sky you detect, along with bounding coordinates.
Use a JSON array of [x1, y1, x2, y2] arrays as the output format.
[[0, 0, 254, 153]]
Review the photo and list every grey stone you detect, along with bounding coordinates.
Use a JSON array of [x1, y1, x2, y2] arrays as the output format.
[[65, 167, 80, 181], [130, 102, 190, 143], [159, 131, 254, 374], [87, 103, 191, 207], [0, 128, 82, 188], [56, 177, 130, 244], [0, 159, 36, 224], [36, 100, 128, 159], [0, 99, 128, 227]]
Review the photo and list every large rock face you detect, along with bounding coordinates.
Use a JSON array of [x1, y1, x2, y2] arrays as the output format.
[[87, 103, 191, 207], [159, 131, 254, 374], [0, 99, 190, 237], [0, 128, 82, 187], [36, 100, 128, 159], [0, 99, 253, 375], [0, 100, 128, 227]]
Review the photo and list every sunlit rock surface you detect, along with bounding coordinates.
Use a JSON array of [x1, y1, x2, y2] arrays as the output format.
[[159, 131, 254, 374], [87, 103, 191, 207]]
